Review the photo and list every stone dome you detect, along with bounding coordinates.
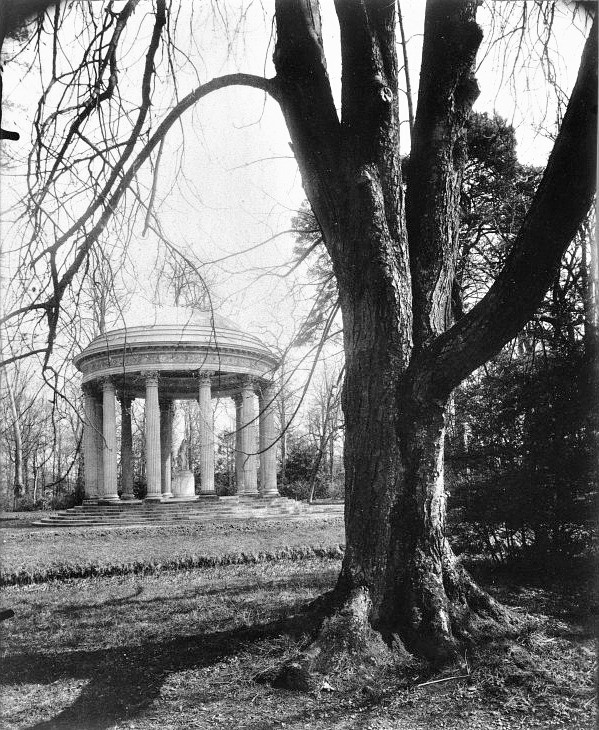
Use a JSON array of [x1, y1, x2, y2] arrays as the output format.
[[73, 307, 278, 398]]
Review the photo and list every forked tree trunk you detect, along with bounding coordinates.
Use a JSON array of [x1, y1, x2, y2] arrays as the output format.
[[268, 0, 596, 682], [328, 269, 506, 666]]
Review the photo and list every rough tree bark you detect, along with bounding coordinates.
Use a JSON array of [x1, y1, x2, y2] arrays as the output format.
[[269, 0, 597, 681]]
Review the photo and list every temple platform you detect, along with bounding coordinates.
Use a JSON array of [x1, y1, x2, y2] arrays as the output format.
[[30, 497, 343, 527]]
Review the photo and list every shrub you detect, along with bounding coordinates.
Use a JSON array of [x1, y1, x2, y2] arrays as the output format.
[[50, 491, 82, 511], [279, 479, 311, 501], [448, 345, 598, 563]]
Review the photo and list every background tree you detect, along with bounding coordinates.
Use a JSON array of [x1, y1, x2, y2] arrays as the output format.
[[305, 363, 344, 502]]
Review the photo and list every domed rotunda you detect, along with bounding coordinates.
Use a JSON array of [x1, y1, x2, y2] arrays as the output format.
[[73, 307, 280, 506]]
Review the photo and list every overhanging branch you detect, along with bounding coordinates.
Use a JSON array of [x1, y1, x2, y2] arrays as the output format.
[[53, 72, 278, 290], [14, 71, 279, 366]]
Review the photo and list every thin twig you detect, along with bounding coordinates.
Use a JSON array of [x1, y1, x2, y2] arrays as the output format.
[[415, 674, 470, 689]]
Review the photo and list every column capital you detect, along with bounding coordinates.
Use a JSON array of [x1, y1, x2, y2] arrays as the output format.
[[198, 370, 214, 381], [145, 371, 160, 386], [240, 375, 255, 391], [258, 381, 277, 400], [101, 377, 115, 392]]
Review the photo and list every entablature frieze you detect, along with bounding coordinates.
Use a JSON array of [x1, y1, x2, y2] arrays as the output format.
[[80, 364, 276, 399], [78, 348, 277, 380]]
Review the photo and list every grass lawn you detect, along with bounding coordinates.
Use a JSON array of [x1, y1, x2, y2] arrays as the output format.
[[0, 515, 345, 581], [0, 519, 595, 729]]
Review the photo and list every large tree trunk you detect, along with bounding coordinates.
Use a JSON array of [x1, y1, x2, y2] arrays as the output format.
[[319, 275, 506, 668], [274, 0, 499, 672], [280, 284, 506, 684], [270, 0, 596, 685]]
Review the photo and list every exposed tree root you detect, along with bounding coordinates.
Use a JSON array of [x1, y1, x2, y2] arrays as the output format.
[[383, 542, 520, 669], [273, 547, 520, 692], [273, 586, 413, 691]]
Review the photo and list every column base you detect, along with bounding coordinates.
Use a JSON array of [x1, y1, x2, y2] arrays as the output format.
[[83, 497, 99, 505], [144, 495, 163, 502], [120, 493, 137, 501], [99, 495, 120, 504], [161, 491, 173, 499], [260, 490, 281, 499]]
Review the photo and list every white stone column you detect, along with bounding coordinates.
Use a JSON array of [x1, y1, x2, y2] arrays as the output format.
[[234, 394, 244, 494], [145, 371, 162, 501], [82, 385, 99, 503], [240, 380, 258, 495], [95, 396, 104, 495], [120, 394, 135, 500], [198, 373, 215, 494], [160, 400, 173, 499], [101, 378, 119, 501], [259, 383, 279, 497]]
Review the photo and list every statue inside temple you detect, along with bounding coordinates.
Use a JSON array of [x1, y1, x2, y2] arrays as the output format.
[[171, 403, 195, 499]]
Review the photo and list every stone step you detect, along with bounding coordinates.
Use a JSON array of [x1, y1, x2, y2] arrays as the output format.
[[29, 495, 315, 527], [65, 509, 235, 517], [66, 507, 239, 515], [36, 510, 238, 519], [32, 512, 299, 527], [70, 503, 329, 518], [60, 506, 293, 517], [67, 506, 240, 514], [72, 507, 236, 511]]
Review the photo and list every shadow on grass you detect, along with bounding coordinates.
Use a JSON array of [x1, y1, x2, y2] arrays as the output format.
[[28, 570, 337, 620], [2, 609, 319, 730], [466, 557, 598, 629]]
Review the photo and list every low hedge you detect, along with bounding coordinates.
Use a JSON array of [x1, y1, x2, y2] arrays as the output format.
[[0, 543, 345, 587]]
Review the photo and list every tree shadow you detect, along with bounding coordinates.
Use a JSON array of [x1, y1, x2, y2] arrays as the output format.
[[2, 610, 318, 730], [42, 571, 334, 619]]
